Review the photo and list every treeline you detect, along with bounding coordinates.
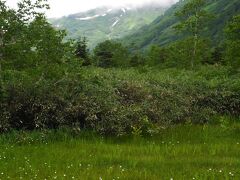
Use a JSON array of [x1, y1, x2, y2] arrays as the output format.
[[75, 0, 239, 70], [1, 0, 239, 71], [0, 0, 239, 136]]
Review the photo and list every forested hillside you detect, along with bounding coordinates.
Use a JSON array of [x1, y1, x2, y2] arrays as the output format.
[[49, 4, 168, 48], [123, 0, 240, 49]]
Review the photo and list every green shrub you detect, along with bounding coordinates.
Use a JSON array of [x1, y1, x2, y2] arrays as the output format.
[[0, 66, 239, 136]]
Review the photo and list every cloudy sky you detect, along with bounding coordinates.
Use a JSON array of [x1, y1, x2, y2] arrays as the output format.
[[6, 0, 178, 18]]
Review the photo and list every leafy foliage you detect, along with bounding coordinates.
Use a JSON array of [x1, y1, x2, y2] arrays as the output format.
[[146, 37, 212, 68], [74, 37, 91, 66], [224, 15, 240, 70], [93, 40, 130, 68], [1, 66, 240, 135], [174, 0, 213, 68], [0, 0, 69, 70]]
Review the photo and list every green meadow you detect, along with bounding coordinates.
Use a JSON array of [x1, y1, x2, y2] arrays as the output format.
[[0, 124, 240, 180]]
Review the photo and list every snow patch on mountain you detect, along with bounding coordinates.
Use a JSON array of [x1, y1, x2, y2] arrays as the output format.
[[112, 18, 120, 27], [121, 8, 126, 14], [76, 7, 128, 22], [76, 14, 101, 20]]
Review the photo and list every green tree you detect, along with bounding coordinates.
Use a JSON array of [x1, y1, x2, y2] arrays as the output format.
[[93, 40, 129, 68], [210, 46, 224, 65], [175, 0, 213, 68], [129, 53, 145, 67], [28, 16, 67, 66], [0, 0, 23, 95], [147, 45, 169, 66], [75, 37, 91, 66], [0, 0, 46, 63], [164, 38, 211, 68], [0, 1, 21, 67], [0, 0, 69, 70], [224, 15, 240, 70]]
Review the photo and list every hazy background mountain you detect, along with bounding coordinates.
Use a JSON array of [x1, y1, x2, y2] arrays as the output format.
[[49, 3, 170, 48], [49, 0, 240, 50], [123, 0, 240, 50], [45, 0, 178, 18]]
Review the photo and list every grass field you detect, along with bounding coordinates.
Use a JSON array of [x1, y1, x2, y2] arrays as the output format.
[[0, 124, 240, 180]]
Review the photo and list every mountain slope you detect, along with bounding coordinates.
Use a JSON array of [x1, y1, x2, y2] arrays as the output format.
[[123, 0, 240, 50], [49, 4, 169, 48]]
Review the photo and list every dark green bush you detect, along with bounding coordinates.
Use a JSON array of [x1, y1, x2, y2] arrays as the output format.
[[0, 66, 239, 136]]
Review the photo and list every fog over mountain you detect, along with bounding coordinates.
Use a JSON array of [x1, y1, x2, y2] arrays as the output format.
[[7, 0, 178, 18], [48, 0, 178, 18], [50, 3, 169, 48]]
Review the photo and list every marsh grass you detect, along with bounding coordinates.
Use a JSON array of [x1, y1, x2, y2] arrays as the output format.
[[0, 124, 240, 179]]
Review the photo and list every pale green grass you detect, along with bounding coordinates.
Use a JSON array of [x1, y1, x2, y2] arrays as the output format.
[[0, 125, 240, 179]]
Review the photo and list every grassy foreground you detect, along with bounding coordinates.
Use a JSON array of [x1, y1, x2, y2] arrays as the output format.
[[0, 124, 240, 180]]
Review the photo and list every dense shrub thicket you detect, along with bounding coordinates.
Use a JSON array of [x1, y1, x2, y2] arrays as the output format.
[[0, 66, 239, 136]]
